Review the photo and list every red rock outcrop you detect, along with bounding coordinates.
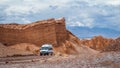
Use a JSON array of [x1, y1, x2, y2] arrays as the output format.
[[103, 37, 120, 52], [0, 18, 78, 55], [81, 36, 114, 51], [0, 18, 68, 47], [0, 18, 99, 56], [1, 17, 119, 56]]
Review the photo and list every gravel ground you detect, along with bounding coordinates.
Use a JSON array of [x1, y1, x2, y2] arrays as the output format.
[[0, 52, 120, 68]]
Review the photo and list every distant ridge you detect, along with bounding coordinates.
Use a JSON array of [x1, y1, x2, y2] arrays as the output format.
[[67, 26, 120, 38]]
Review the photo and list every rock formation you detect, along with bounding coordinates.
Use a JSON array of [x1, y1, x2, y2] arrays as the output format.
[[0, 17, 119, 57], [81, 36, 120, 51], [0, 18, 68, 47], [103, 37, 120, 52], [81, 36, 113, 50], [0, 18, 98, 56]]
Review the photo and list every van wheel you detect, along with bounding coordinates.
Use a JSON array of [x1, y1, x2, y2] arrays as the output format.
[[48, 53, 51, 56], [40, 53, 42, 56], [49, 53, 53, 56], [46, 53, 49, 56]]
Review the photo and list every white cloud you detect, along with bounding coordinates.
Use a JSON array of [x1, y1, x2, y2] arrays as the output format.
[[83, 0, 120, 6], [0, 0, 8, 4], [21, 18, 31, 24], [103, 0, 120, 5], [67, 21, 85, 27], [5, 6, 31, 15], [2, 0, 71, 15], [4, 0, 49, 15], [0, 0, 120, 31], [1, 0, 120, 15]]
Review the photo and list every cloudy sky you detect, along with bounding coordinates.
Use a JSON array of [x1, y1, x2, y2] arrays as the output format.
[[0, 0, 120, 37]]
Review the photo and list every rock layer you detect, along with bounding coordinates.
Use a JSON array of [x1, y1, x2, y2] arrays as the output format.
[[0, 18, 68, 47], [0, 18, 98, 56], [81, 36, 114, 50], [81, 36, 120, 51], [103, 37, 120, 52]]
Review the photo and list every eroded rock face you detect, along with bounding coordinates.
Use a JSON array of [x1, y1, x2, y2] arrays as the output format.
[[81, 36, 114, 51], [0, 18, 98, 55], [0, 17, 119, 56], [81, 36, 120, 51], [0, 18, 68, 47], [103, 37, 120, 52]]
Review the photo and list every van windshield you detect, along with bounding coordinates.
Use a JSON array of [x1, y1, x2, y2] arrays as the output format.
[[41, 47, 49, 50]]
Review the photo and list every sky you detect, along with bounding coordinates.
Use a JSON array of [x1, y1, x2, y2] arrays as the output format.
[[0, 0, 120, 38]]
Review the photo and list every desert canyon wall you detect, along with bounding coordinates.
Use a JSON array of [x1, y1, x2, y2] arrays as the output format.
[[0, 18, 68, 47], [0, 17, 119, 56]]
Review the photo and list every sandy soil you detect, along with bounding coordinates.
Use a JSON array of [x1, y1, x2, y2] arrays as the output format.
[[0, 51, 119, 68], [0, 43, 33, 57], [0, 42, 119, 68]]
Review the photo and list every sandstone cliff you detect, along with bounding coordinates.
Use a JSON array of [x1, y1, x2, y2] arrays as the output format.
[[0, 18, 98, 57], [0, 18, 67, 47], [53, 30, 98, 55]]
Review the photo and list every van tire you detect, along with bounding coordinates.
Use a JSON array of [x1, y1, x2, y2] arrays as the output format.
[[40, 53, 43, 56]]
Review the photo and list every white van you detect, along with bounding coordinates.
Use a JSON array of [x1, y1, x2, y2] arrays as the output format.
[[40, 44, 54, 56]]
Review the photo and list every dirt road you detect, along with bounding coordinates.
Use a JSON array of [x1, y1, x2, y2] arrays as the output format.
[[0, 56, 51, 64], [0, 52, 120, 68]]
